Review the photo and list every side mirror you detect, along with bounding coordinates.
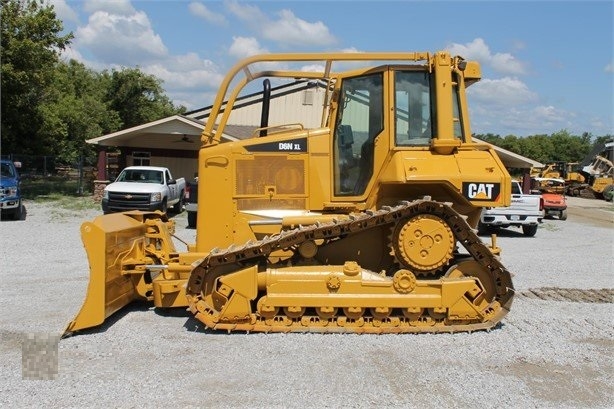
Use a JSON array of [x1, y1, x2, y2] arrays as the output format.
[[167, 179, 177, 185]]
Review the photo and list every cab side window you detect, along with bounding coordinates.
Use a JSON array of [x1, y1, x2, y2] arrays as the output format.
[[394, 71, 432, 146]]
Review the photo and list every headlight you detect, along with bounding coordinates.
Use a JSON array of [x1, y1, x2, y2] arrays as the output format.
[[103, 190, 109, 200], [8, 187, 18, 196], [151, 192, 162, 202]]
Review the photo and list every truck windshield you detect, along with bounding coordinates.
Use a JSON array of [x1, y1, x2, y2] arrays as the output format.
[[117, 169, 163, 184], [511, 182, 521, 195], [1, 163, 15, 178]]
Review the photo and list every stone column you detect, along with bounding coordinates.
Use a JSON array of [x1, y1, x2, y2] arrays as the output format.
[[93, 180, 109, 202]]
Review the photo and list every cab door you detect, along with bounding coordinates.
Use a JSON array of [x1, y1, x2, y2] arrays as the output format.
[[331, 70, 387, 199]]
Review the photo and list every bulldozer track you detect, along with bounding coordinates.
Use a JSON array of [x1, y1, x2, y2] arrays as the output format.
[[186, 199, 514, 333], [517, 288, 613, 303]]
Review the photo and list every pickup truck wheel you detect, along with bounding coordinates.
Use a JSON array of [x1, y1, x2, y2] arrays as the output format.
[[522, 224, 538, 237], [559, 210, 567, 220], [161, 199, 168, 215], [13, 201, 23, 220], [477, 220, 487, 235], [187, 211, 197, 228], [173, 191, 184, 213]]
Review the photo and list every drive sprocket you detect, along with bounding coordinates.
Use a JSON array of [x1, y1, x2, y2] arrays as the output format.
[[390, 214, 455, 276]]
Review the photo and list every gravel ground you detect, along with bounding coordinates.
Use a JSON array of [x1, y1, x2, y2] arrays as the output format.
[[1, 197, 612, 408]]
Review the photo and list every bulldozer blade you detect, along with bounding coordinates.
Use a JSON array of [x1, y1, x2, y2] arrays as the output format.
[[64, 213, 149, 336]]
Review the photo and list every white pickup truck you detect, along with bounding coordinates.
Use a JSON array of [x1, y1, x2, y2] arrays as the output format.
[[102, 166, 185, 215], [479, 180, 544, 237]]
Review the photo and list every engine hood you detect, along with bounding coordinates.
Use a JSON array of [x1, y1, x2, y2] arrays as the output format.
[[105, 182, 163, 193], [0, 176, 18, 187]]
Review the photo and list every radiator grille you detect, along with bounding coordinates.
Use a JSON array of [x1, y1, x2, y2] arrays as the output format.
[[236, 156, 306, 195]]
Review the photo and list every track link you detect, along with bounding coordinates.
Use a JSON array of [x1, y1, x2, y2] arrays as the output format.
[[186, 199, 514, 333]]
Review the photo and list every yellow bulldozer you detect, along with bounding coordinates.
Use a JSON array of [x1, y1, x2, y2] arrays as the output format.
[[66, 51, 514, 335], [530, 161, 584, 194], [531, 143, 614, 200], [578, 154, 614, 200]]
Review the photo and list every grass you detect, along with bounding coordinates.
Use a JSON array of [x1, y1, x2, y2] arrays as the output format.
[[21, 177, 100, 211], [42, 195, 101, 211], [21, 177, 88, 198]]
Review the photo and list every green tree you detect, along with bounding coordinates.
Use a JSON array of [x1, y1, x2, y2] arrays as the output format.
[[475, 131, 602, 165], [473, 133, 503, 146], [1, 0, 73, 155], [547, 130, 591, 163], [39, 60, 122, 163], [104, 68, 185, 129]]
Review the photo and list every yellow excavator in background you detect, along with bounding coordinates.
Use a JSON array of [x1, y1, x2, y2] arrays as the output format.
[[531, 142, 614, 200], [578, 153, 614, 200], [530, 161, 584, 194], [66, 51, 514, 335]]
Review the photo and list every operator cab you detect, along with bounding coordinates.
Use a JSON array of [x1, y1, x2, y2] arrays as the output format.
[[333, 66, 468, 197]]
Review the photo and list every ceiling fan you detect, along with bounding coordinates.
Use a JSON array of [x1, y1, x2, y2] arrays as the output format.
[[177, 135, 194, 143], [171, 133, 195, 143]]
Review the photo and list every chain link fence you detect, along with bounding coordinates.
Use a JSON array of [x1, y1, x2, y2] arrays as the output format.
[[1, 154, 97, 197]]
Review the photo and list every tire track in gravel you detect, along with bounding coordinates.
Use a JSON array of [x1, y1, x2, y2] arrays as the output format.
[[516, 288, 613, 303]]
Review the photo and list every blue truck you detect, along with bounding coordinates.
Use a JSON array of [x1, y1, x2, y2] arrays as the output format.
[[0, 159, 23, 220]]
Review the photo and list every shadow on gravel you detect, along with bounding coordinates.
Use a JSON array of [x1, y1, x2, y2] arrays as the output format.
[[477, 228, 535, 238], [153, 306, 218, 334], [62, 301, 151, 339]]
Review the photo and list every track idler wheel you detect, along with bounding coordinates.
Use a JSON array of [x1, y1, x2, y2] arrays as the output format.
[[444, 260, 496, 303], [392, 214, 455, 276]]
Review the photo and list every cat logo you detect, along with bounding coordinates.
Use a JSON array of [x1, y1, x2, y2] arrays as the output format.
[[462, 182, 501, 201]]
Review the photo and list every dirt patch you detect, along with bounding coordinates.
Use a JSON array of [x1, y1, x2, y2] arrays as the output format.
[[564, 196, 614, 227], [503, 358, 611, 407]]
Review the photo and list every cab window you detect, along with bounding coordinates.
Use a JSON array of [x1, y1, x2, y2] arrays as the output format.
[[452, 72, 464, 139], [394, 71, 432, 146], [333, 73, 383, 196]]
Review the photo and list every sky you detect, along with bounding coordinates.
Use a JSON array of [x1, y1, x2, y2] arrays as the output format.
[[49, 0, 613, 137]]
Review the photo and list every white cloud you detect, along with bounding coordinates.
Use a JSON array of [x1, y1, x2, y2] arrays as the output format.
[[228, 37, 268, 59], [83, 0, 135, 16], [48, 0, 79, 23], [188, 2, 227, 26], [466, 76, 576, 135], [469, 77, 538, 106], [300, 64, 326, 73], [532, 105, 570, 124], [63, 2, 225, 109], [143, 55, 224, 108], [605, 62, 614, 73], [59, 46, 84, 63], [75, 10, 167, 65], [226, 1, 336, 47], [470, 104, 573, 136], [145, 53, 223, 90], [448, 38, 526, 76], [226, 0, 263, 21], [262, 9, 335, 47]]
